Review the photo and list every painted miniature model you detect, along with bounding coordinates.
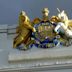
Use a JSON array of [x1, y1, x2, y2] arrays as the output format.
[[13, 8, 72, 50], [13, 11, 36, 50]]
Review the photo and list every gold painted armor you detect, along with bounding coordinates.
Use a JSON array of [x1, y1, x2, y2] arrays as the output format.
[[13, 11, 35, 48]]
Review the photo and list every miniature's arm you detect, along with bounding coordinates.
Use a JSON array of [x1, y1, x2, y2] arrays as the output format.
[[22, 17, 41, 32], [23, 22, 36, 32], [22, 16, 36, 32]]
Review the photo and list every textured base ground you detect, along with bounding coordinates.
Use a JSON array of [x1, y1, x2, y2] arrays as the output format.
[[0, 25, 72, 71], [9, 46, 72, 62]]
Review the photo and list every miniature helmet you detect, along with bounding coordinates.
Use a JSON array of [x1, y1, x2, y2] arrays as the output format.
[[42, 8, 49, 13]]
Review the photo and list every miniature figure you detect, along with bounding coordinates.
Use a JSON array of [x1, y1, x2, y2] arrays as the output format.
[[13, 11, 36, 50], [54, 9, 72, 37], [54, 9, 72, 46]]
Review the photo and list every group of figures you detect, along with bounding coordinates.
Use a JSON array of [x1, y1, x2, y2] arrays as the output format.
[[13, 8, 72, 50]]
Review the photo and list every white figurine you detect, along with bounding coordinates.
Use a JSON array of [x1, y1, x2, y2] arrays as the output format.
[[54, 10, 72, 38]]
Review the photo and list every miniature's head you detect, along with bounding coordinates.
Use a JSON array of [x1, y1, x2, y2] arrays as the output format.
[[58, 10, 68, 22], [42, 8, 49, 17], [19, 10, 31, 24], [19, 10, 26, 21], [20, 10, 26, 16]]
